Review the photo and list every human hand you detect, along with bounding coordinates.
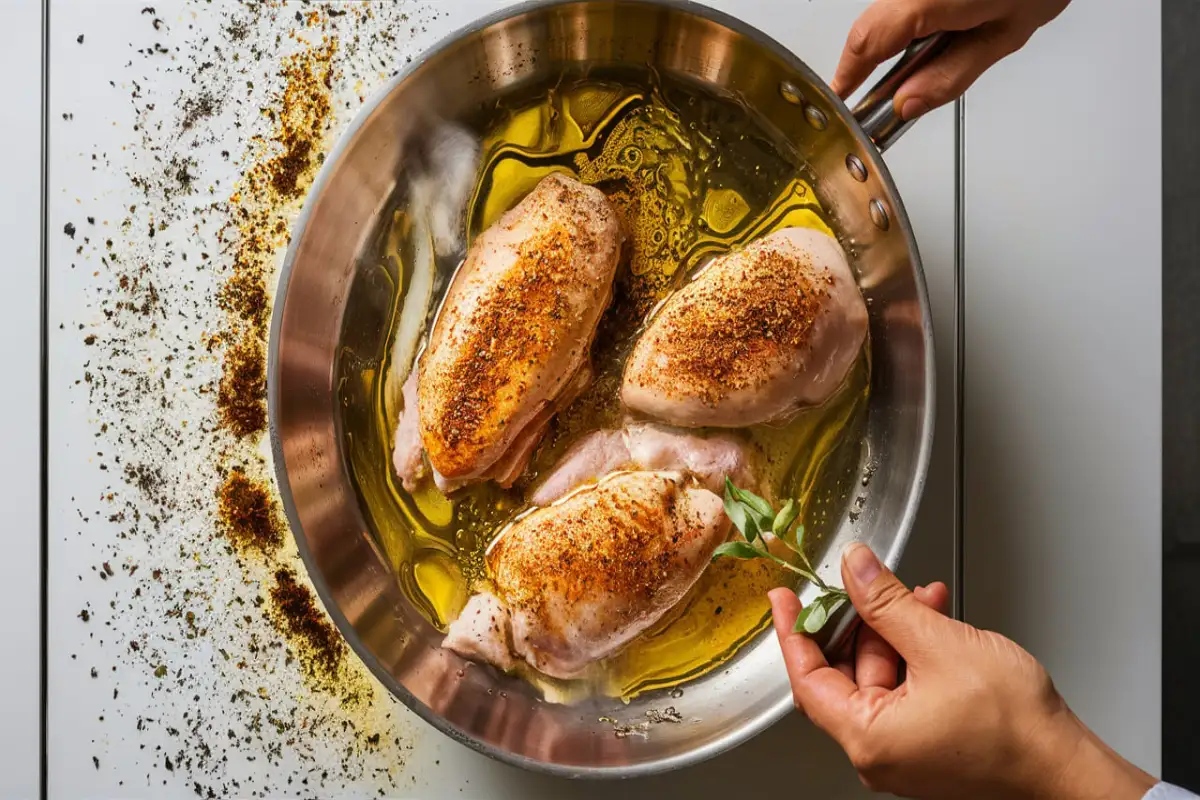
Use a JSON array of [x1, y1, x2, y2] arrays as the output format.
[[768, 543, 1156, 799], [831, 0, 1072, 121]]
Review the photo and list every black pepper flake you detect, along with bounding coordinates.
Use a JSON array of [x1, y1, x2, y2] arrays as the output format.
[[63, 222, 76, 239]]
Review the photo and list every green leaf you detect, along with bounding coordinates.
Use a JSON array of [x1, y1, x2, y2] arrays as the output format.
[[794, 522, 807, 553], [711, 541, 767, 562], [728, 479, 776, 524], [723, 480, 760, 543], [792, 593, 849, 635], [772, 499, 800, 538], [794, 600, 828, 634]]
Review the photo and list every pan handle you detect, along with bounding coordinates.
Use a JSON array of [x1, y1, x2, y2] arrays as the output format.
[[851, 32, 952, 152]]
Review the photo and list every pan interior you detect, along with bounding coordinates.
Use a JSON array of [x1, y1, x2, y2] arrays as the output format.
[[270, 0, 932, 776]]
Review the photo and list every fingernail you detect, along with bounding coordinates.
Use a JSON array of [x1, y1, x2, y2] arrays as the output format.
[[899, 97, 930, 121], [844, 543, 882, 586]]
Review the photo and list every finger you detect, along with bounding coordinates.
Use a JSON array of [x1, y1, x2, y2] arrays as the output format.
[[893, 22, 1033, 119], [841, 544, 950, 664], [914, 581, 950, 615], [855, 582, 943, 689], [855, 625, 900, 690], [769, 588, 858, 737], [831, 0, 1011, 97]]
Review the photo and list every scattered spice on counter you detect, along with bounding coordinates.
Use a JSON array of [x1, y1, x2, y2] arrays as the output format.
[[268, 567, 346, 682], [217, 471, 283, 553], [60, 1, 443, 794], [215, 36, 336, 441], [216, 337, 266, 439]]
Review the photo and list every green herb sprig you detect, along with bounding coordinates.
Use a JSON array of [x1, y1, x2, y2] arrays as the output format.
[[712, 477, 849, 635]]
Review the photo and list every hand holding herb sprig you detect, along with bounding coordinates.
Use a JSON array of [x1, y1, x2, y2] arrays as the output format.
[[712, 478, 849, 634]]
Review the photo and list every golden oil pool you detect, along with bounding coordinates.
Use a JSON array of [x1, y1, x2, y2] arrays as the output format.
[[339, 71, 870, 701]]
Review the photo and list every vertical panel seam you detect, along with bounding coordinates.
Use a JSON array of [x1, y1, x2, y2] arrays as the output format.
[[953, 95, 965, 622], [39, 0, 50, 797]]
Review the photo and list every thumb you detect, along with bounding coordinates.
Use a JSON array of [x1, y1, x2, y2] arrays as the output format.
[[841, 543, 948, 662]]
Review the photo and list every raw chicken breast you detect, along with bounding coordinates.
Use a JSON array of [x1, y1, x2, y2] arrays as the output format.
[[393, 173, 622, 491], [391, 371, 425, 491], [622, 227, 868, 427], [441, 592, 517, 672], [443, 470, 729, 679], [528, 423, 755, 506]]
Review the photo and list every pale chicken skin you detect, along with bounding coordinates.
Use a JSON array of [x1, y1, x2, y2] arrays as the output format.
[[442, 470, 730, 679], [622, 227, 868, 427], [393, 173, 622, 491], [528, 423, 756, 506]]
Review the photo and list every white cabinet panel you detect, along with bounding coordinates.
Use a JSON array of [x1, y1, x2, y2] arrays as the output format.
[[0, 1, 43, 798], [963, 0, 1162, 774]]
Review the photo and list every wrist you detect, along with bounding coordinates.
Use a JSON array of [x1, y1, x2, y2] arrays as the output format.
[[1030, 709, 1155, 800]]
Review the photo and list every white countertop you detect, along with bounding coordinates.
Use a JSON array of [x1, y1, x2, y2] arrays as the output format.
[[3, 0, 1160, 797]]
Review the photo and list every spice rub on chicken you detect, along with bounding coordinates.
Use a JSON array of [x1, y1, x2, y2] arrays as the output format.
[[442, 470, 729, 679], [392, 173, 622, 492], [622, 227, 868, 427]]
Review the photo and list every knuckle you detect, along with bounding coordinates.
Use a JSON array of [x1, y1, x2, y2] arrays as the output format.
[[1027, 659, 1061, 708], [846, 20, 871, 55], [865, 578, 909, 618], [909, 9, 934, 39], [1007, 26, 1037, 55], [898, 0, 936, 38], [847, 740, 883, 773]]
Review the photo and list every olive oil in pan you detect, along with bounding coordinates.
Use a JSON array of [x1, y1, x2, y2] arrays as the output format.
[[343, 71, 870, 700]]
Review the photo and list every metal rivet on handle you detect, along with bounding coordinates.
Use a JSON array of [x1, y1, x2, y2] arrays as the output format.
[[779, 80, 804, 105], [869, 198, 890, 231], [846, 154, 868, 182], [804, 105, 828, 131]]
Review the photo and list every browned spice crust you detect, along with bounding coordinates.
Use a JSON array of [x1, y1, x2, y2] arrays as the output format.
[[425, 225, 576, 463], [490, 473, 696, 642], [635, 247, 830, 405]]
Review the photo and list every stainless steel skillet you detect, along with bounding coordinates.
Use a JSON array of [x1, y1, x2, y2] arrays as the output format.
[[269, 0, 940, 778]]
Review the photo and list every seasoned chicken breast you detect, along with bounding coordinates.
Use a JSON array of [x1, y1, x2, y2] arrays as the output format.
[[443, 470, 729, 679], [622, 227, 868, 427], [393, 173, 622, 491], [528, 422, 755, 506]]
